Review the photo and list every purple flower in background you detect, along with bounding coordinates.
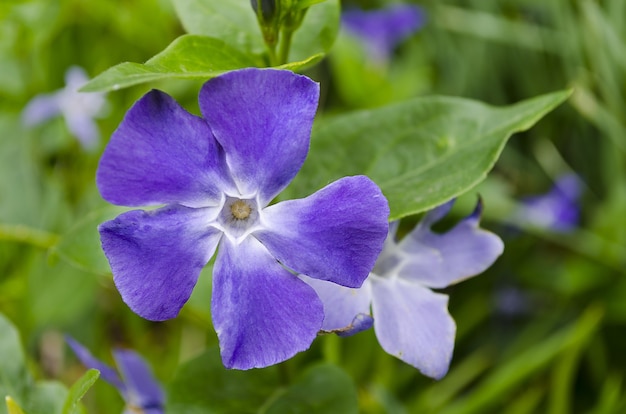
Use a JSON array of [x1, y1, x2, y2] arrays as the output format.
[[341, 4, 425, 63], [514, 174, 581, 232], [96, 68, 389, 370], [302, 199, 503, 379], [66, 337, 164, 414], [22, 66, 107, 150]]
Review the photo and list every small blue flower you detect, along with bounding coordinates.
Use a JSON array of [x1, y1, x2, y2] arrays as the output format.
[[302, 199, 503, 379], [341, 4, 425, 63], [66, 337, 164, 414], [513, 174, 581, 232], [96, 68, 390, 370], [22, 66, 107, 150]]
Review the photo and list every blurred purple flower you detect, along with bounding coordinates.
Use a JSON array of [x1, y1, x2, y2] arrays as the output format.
[[341, 4, 425, 63], [96, 68, 389, 370], [302, 199, 503, 379], [66, 337, 164, 414], [514, 174, 581, 232], [22, 66, 107, 150]]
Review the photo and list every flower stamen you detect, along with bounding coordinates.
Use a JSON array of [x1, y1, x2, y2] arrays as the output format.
[[231, 199, 252, 220]]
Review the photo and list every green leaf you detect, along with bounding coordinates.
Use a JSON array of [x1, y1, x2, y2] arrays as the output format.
[[173, 0, 264, 56], [172, 0, 339, 64], [264, 364, 359, 414], [284, 90, 571, 220], [81, 35, 321, 92], [62, 369, 100, 414], [166, 348, 358, 413], [288, 0, 339, 63], [0, 314, 31, 414], [0, 314, 68, 414], [166, 347, 280, 414], [81, 35, 258, 92], [51, 206, 125, 274], [5, 397, 26, 414]]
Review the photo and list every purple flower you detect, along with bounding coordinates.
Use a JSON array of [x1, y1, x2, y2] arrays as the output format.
[[66, 337, 164, 414], [302, 200, 503, 379], [22, 66, 107, 150], [341, 4, 425, 63], [514, 174, 581, 232], [96, 68, 390, 370]]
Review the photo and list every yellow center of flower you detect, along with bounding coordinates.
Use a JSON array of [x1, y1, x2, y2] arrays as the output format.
[[231, 199, 252, 220]]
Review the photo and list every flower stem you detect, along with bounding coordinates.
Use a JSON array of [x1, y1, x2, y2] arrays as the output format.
[[278, 28, 294, 65], [0, 224, 59, 249]]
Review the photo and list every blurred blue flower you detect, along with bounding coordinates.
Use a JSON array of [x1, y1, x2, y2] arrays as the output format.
[[341, 4, 425, 63], [22, 66, 107, 150], [513, 174, 581, 232], [95, 68, 389, 370], [302, 199, 504, 379], [66, 337, 164, 414]]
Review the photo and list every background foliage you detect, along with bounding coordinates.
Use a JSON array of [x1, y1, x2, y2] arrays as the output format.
[[1, 0, 625, 412]]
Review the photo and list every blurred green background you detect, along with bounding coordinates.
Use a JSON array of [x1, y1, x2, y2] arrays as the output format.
[[1, 0, 625, 412]]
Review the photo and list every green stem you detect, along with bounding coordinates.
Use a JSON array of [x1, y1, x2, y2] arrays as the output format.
[[0, 224, 59, 249], [278, 28, 294, 65]]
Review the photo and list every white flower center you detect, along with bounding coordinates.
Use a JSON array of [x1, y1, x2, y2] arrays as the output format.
[[217, 195, 262, 242]]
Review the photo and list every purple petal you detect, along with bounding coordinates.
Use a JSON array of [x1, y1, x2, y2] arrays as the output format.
[[342, 4, 425, 62], [22, 93, 62, 126], [64, 109, 100, 150], [199, 68, 319, 205], [113, 349, 164, 409], [65, 336, 126, 395], [517, 174, 581, 232], [397, 199, 504, 288], [97, 90, 234, 208], [212, 237, 323, 369], [370, 277, 455, 379], [255, 176, 389, 288], [99, 205, 222, 321], [300, 275, 373, 335]]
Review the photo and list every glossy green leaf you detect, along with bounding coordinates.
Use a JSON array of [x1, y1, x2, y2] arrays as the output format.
[[264, 364, 359, 414], [166, 347, 358, 413], [81, 35, 258, 92], [284, 90, 571, 220], [62, 369, 100, 414], [81, 35, 322, 92]]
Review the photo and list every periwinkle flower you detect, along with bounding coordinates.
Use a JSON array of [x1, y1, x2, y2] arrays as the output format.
[[302, 199, 504, 379], [66, 337, 164, 414], [22, 66, 107, 150], [97, 68, 389, 370], [341, 4, 425, 63], [513, 174, 581, 232]]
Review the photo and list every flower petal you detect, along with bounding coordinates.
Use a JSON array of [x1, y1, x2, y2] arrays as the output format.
[[22, 93, 62, 126], [342, 4, 425, 62], [256, 175, 389, 288], [371, 277, 455, 379], [99, 205, 221, 321], [65, 336, 126, 395], [64, 109, 100, 150], [113, 349, 164, 409], [97, 90, 234, 207], [300, 275, 373, 335], [199, 68, 319, 204], [212, 237, 323, 369], [398, 199, 504, 288]]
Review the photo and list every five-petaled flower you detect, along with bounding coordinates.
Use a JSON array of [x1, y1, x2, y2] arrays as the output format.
[[22, 66, 107, 150], [302, 199, 503, 379], [66, 337, 164, 414], [341, 4, 425, 64], [513, 173, 581, 232], [96, 68, 390, 370]]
